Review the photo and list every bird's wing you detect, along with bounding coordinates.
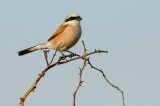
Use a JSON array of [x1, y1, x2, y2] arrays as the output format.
[[48, 24, 69, 41]]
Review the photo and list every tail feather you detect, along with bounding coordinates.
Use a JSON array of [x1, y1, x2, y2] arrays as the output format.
[[18, 45, 38, 56], [18, 42, 50, 56]]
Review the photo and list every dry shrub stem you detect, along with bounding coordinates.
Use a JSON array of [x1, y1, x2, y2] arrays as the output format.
[[19, 41, 125, 106], [87, 58, 125, 106], [72, 41, 87, 106]]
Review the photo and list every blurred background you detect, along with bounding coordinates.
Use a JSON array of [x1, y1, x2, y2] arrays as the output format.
[[0, 0, 160, 106]]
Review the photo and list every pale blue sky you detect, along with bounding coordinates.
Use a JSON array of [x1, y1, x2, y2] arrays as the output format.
[[0, 0, 160, 106]]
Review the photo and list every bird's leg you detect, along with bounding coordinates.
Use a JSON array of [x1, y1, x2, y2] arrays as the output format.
[[58, 50, 66, 60], [56, 42, 66, 60], [67, 50, 76, 58]]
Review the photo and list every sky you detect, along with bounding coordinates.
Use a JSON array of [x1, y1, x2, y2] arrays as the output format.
[[0, 0, 160, 106]]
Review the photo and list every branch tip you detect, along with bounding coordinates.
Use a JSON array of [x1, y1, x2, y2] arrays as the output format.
[[87, 58, 125, 106]]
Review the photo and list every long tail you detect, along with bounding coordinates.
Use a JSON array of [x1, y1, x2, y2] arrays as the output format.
[[18, 42, 50, 56]]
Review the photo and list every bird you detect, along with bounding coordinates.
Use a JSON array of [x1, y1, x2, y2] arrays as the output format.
[[18, 13, 82, 56]]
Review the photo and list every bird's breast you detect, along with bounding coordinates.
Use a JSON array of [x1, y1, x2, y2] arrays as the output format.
[[51, 22, 82, 51], [61, 25, 81, 50]]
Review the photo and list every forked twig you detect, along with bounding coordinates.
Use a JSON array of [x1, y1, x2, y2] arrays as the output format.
[[19, 46, 107, 106], [19, 49, 58, 106]]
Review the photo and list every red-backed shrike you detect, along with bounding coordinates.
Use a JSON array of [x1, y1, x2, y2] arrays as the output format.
[[18, 13, 82, 56]]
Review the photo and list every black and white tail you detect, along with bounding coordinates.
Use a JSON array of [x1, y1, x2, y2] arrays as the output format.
[[18, 42, 50, 56]]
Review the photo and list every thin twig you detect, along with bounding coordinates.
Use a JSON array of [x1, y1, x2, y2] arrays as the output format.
[[43, 50, 50, 66], [49, 48, 58, 65], [87, 58, 125, 106], [80, 41, 87, 79], [72, 41, 87, 106], [72, 69, 84, 106]]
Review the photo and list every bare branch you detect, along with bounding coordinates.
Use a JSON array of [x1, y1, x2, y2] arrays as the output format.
[[19, 48, 107, 106], [19, 42, 125, 106], [57, 49, 108, 65], [72, 69, 84, 106], [87, 58, 125, 106], [72, 41, 87, 106]]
